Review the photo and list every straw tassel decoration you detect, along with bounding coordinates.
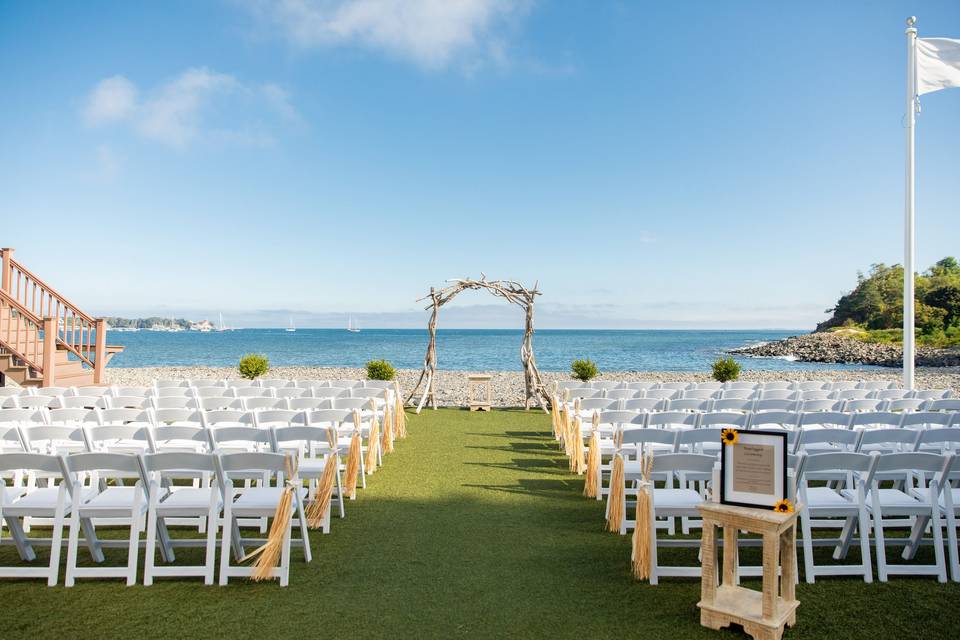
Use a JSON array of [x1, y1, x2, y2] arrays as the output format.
[[631, 450, 655, 580], [242, 453, 298, 581], [393, 381, 407, 439], [583, 412, 601, 497], [560, 403, 572, 454], [343, 410, 362, 498], [365, 400, 380, 474], [571, 417, 586, 475], [606, 453, 625, 533], [550, 395, 561, 440], [305, 449, 337, 530], [381, 401, 395, 454]]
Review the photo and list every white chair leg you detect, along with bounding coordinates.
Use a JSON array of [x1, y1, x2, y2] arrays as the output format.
[[279, 517, 292, 588], [801, 511, 815, 584], [219, 502, 233, 586], [64, 507, 81, 588], [47, 488, 67, 587], [930, 509, 948, 583], [295, 496, 311, 563], [125, 507, 141, 586], [873, 505, 888, 582], [204, 504, 218, 585], [144, 499, 158, 586]]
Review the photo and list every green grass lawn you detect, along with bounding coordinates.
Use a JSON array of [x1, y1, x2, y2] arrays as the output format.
[[2, 408, 958, 639]]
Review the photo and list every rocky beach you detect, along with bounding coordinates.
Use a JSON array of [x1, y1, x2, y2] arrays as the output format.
[[105, 365, 960, 408], [730, 331, 960, 368]]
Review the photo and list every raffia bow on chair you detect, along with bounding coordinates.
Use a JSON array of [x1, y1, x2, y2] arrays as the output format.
[[631, 450, 654, 580], [305, 426, 339, 530], [606, 452, 625, 533], [343, 410, 363, 498], [550, 395, 562, 440], [583, 411, 601, 497], [570, 416, 586, 475], [381, 401, 395, 454], [242, 453, 299, 581], [365, 399, 380, 474]]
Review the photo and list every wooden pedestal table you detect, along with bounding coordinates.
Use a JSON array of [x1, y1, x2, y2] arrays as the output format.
[[467, 374, 493, 412], [697, 502, 799, 640]]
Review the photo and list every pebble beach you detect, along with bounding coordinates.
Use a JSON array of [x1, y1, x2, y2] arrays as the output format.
[[106, 366, 960, 408]]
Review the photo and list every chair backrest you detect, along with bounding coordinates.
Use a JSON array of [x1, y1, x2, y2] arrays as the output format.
[[332, 380, 363, 389], [153, 408, 202, 425], [152, 396, 198, 410], [795, 381, 829, 392], [646, 411, 700, 430], [155, 379, 189, 389], [681, 389, 714, 400], [306, 409, 355, 427], [622, 398, 666, 412], [834, 389, 871, 401], [665, 398, 710, 412], [650, 453, 715, 479], [759, 390, 797, 401], [0, 452, 66, 477], [150, 425, 210, 452], [799, 390, 832, 401], [914, 428, 960, 451], [156, 387, 192, 398], [352, 388, 388, 400], [256, 409, 307, 427], [242, 397, 284, 411], [873, 452, 949, 477], [259, 379, 293, 389], [798, 451, 877, 485], [107, 395, 150, 409], [21, 424, 86, 453], [210, 426, 275, 451], [799, 411, 853, 429], [595, 410, 644, 427], [604, 389, 637, 400], [720, 389, 755, 400], [96, 408, 151, 425], [828, 381, 858, 391], [624, 381, 657, 390], [760, 381, 793, 391], [857, 380, 896, 390], [674, 427, 725, 451], [63, 451, 147, 481], [197, 396, 243, 411], [619, 426, 677, 447], [644, 389, 678, 400], [694, 382, 723, 391], [659, 382, 692, 391], [85, 425, 152, 452], [752, 399, 799, 413], [913, 388, 950, 400], [710, 399, 753, 413], [856, 428, 919, 452], [273, 425, 336, 450], [874, 388, 910, 400], [723, 381, 758, 391], [924, 399, 960, 412], [565, 388, 600, 400], [59, 395, 106, 409], [311, 388, 348, 399], [202, 409, 254, 427], [232, 387, 273, 398], [18, 395, 58, 409], [224, 379, 256, 388], [849, 411, 903, 430], [748, 411, 801, 430], [794, 427, 859, 453], [363, 380, 395, 389], [841, 399, 885, 413], [698, 412, 748, 429], [900, 411, 955, 430], [886, 398, 926, 412], [288, 397, 331, 411], [47, 408, 97, 425], [194, 386, 231, 398], [274, 388, 308, 399], [332, 397, 372, 412], [215, 451, 289, 478], [141, 451, 218, 475], [578, 398, 616, 413]]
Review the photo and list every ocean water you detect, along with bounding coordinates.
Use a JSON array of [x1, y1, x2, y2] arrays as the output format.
[[105, 329, 876, 372]]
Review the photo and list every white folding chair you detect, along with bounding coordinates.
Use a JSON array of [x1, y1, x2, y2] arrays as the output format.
[[141, 452, 222, 585], [796, 451, 878, 583], [273, 425, 344, 531], [63, 452, 150, 586], [216, 452, 311, 586]]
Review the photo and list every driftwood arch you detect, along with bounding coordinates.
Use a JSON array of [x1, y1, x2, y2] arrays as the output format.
[[406, 276, 548, 412]]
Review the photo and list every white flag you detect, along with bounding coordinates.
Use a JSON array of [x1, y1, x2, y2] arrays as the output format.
[[916, 37, 960, 95]]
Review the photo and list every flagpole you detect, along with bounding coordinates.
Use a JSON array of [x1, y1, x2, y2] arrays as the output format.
[[903, 17, 917, 390]]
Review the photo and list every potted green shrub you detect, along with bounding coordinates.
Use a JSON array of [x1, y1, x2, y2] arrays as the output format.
[[570, 358, 599, 382], [711, 357, 741, 383], [366, 359, 396, 381], [238, 353, 269, 380]]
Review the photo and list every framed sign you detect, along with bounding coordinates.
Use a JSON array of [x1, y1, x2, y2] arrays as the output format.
[[720, 429, 788, 510]]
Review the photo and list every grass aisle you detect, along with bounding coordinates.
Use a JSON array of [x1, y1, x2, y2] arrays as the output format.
[[2, 408, 958, 639]]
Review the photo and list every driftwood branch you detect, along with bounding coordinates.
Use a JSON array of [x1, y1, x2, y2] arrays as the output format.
[[405, 277, 548, 413]]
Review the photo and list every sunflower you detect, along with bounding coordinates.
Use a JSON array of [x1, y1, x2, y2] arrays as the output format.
[[773, 499, 794, 513], [720, 428, 739, 445]]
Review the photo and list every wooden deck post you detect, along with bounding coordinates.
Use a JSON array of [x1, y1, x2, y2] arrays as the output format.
[[42, 316, 56, 387], [94, 318, 107, 384], [1, 247, 12, 293]]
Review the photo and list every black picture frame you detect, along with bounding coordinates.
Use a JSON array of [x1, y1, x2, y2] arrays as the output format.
[[719, 429, 788, 510]]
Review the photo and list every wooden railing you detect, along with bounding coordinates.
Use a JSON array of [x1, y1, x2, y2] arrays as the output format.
[[0, 288, 46, 376], [1, 248, 106, 384]]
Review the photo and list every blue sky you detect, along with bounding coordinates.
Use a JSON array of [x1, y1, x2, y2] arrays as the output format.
[[1, 1, 957, 330]]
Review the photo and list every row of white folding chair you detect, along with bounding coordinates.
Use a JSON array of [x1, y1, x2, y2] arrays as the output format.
[[0, 450, 311, 586], [93, 394, 383, 413], [557, 380, 906, 393], [563, 386, 953, 405], [156, 378, 394, 391]]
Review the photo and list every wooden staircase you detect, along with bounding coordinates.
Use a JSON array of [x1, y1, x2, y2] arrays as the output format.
[[0, 248, 123, 388]]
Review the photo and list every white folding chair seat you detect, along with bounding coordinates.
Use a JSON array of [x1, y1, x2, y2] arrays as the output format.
[[217, 452, 311, 586]]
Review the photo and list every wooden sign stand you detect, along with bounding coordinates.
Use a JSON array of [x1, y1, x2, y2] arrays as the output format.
[[697, 502, 799, 640]]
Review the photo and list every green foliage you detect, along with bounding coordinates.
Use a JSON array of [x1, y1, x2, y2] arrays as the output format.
[[366, 359, 396, 381], [238, 353, 269, 379], [570, 358, 599, 382], [711, 357, 741, 382], [818, 257, 960, 347]]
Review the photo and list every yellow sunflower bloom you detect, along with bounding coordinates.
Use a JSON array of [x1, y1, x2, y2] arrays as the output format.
[[773, 499, 794, 513], [721, 428, 739, 445]]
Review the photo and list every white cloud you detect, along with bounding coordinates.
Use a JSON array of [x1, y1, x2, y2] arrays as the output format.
[[83, 75, 138, 125], [82, 68, 298, 149], [241, 0, 529, 69]]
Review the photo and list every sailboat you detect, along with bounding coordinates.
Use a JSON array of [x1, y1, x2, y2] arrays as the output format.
[[217, 312, 227, 332], [347, 316, 361, 333], [286, 317, 296, 332]]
